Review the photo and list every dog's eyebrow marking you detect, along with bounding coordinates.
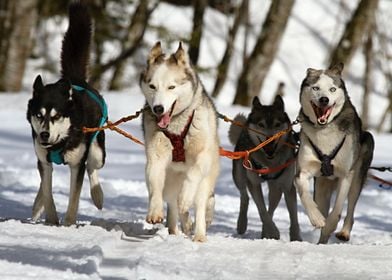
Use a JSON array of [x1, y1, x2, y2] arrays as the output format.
[[50, 109, 58, 117], [40, 108, 46, 116]]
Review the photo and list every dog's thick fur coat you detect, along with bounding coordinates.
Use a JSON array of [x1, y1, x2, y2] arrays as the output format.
[[27, 2, 106, 225], [294, 63, 374, 243], [229, 96, 301, 241], [140, 42, 220, 242]]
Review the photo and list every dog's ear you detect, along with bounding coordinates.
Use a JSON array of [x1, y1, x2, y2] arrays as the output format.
[[273, 95, 284, 111], [252, 96, 262, 108], [328, 62, 344, 76], [148, 41, 163, 65], [306, 68, 322, 77], [33, 75, 44, 97], [170, 42, 190, 66]]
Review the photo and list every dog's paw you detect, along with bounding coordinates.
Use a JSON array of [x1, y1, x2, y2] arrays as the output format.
[[146, 209, 164, 224], [335, 231, 350, 242], [262, 223, 280, 240], [90, 184, 104, 210], [64, 216, 77, 226], [193, 234, 207, 242], [308, 209, 326, 228], [45, 214, 59, 226]]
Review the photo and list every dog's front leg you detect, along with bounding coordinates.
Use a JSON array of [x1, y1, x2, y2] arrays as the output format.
[[64, 163, 86, 226], [319, 173, 353, 244], [294, 170, 326, 228], [146, 160, 166, 224], [178, 158, 207, 241], [37, 160, 59, 225]]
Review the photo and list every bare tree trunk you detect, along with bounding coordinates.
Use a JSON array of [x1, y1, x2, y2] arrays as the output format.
[[328, 0, 379, 68], [189, 0, 208, 65], [108, 0, 152, 90], [0, 0, 37, 92], [361, 30, 373, 129], [89, 0, 155, 87], [376, 84, 392, 133], [211, 0, 248, 98], [233, 0, 294, 106], [161, 0, 236, 14]]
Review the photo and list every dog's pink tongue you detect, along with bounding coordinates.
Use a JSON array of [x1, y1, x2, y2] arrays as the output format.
[[318, 107, 332, 124], [157, 113, 171, 129]]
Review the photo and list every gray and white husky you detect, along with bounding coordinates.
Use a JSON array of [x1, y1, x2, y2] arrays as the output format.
[[294, 63, 374, 244], [229, 95, 302, 241], [139, 42, 220, 242]]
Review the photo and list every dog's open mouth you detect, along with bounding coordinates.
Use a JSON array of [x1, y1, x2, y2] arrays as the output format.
[[156, 101, 176, 129], [311, 102, 334, 125]]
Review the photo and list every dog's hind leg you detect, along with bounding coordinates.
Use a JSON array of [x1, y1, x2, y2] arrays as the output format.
[[267, 182, 282, 218], [284, 185, 302, 241], [32, 185, 44, 221], [193, 177, 214, 242], [335, 174, 361, 242], [336, 132, 374, 242], [64, 163, 86, 226], [87, 141, 104, 210], [37, 161, 59, 225], [164, 172, 181, 235], [205, 193, 215, 229], [232, 160, 249, 234]]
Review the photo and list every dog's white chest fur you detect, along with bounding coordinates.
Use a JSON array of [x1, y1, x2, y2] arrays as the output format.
[[299, 122, 355, 176]]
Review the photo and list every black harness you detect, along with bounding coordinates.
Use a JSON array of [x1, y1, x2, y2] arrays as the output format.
[[308, 136, 346, 177]]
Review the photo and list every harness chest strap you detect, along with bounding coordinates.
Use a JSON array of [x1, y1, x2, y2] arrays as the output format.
[[307, 135, 346, 177], [162, 111, 195, 162], [48, 85, 108, 165]]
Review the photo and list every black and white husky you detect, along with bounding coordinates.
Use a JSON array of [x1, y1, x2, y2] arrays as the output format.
[[294, 63, 374, 243], [27, 2, 106, 225], [229, 95, 301, 241]]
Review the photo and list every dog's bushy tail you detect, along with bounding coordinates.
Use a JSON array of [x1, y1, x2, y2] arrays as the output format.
[[61, 1, 92, 83], [228, 113, 247, 145]]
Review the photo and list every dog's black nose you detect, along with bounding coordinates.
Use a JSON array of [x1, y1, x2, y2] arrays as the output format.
[[319, 97, 329, 107], [40, 132, 50, 141], [153, 105, 164, 115]]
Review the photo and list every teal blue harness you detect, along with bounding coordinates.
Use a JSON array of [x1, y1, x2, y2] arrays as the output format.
[[49, 85, 108, 165]]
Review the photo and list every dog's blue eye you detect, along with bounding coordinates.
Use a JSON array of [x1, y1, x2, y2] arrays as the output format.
[[149, 84, 156, 90], [36, 113, 43, 119], [312, 86, 320, 91], [329, 87, 336, 92], [168, 85, 175, 90]]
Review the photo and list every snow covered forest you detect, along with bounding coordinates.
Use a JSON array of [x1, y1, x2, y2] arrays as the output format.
[[0, 0, 391, 279]]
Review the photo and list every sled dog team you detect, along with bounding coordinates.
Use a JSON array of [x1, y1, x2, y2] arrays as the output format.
[[26, 2, 374, 244]]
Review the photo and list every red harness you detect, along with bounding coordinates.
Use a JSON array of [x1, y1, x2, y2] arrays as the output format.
[[162, 111, 195, 162]]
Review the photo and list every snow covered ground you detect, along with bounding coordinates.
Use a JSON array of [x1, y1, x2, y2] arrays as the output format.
[[1, 0, 392, 279], [0, 91, 391, 279]]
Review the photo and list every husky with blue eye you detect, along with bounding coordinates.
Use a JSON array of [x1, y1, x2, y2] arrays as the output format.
[[294, 63, 374, 244], [139, 42, 220, 242], [27, 2, 106, 226]]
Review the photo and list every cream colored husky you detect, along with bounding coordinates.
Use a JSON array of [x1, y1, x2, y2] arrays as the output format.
[[139, 42, 220, 242]]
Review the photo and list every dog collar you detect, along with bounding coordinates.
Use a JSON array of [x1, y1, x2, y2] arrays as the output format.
[[162, 111, 195, 162], [307, 135, 346, 176]]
